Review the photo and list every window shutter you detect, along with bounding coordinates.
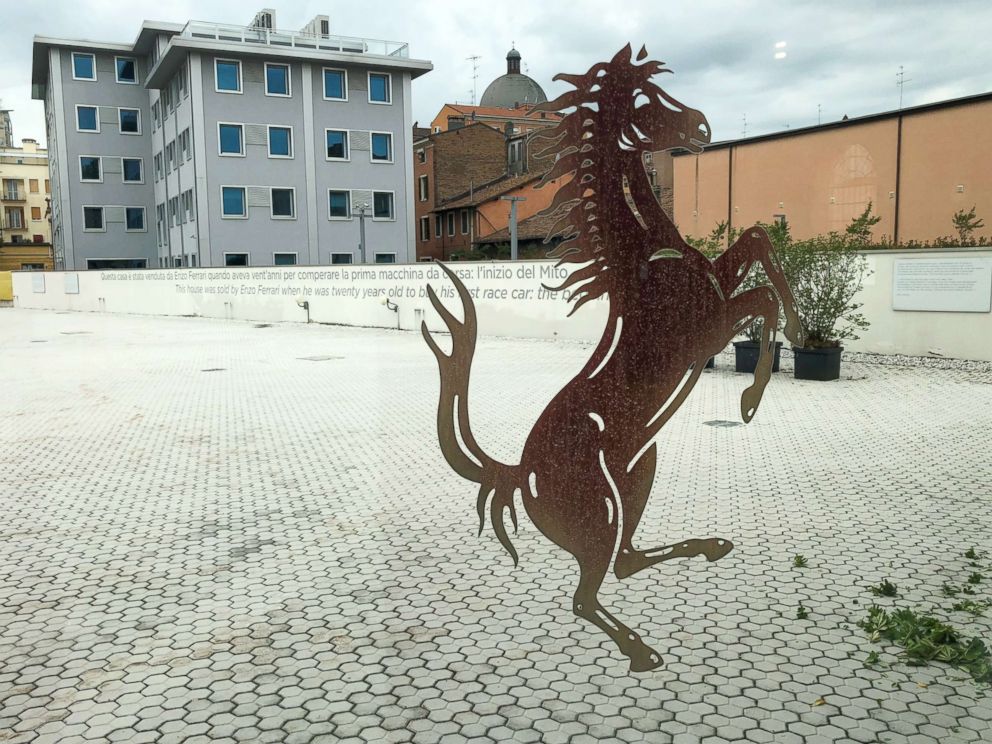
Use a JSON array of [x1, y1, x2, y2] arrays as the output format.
[[350, 189, 373, 211], [245, 124, 267, 146], [349, 130, 370, 152], [247, 187, 270, 207]]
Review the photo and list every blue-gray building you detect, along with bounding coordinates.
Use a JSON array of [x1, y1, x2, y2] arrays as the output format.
[[32, 10, 432, 270]]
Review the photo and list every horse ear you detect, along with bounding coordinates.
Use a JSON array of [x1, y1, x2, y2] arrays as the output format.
[[637, 45, 648, 61], [612, 44, 633, 65]]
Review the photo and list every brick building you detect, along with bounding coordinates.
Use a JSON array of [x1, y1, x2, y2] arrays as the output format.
[[413, 122, 565, 260]]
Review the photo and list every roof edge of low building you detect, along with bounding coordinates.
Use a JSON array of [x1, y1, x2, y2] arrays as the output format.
[[674, 89, 992, 156]]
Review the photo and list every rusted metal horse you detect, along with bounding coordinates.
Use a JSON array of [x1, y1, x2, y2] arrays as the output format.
[[423, 45, 803, 671]]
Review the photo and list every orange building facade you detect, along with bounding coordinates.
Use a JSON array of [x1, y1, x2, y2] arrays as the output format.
[[673, 92, 992, 245]]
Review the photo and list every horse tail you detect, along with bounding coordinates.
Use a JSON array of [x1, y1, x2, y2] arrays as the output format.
[[422, 263, 521, 565]]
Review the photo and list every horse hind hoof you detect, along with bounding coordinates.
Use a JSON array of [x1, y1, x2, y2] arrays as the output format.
[[629, 648, 664, 673], [704, 538, 734, 562]]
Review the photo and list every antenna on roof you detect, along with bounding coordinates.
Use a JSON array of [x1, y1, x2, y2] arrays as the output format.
[[741, 113, 747, 138], [466, 55, 482, 105], [897, 65, 911, 109]]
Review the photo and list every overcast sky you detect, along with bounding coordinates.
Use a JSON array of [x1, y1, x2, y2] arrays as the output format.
[[3, 1, 989, 147]]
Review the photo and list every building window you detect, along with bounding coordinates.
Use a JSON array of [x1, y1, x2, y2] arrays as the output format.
[[76, 105, 99, 132], [29, 180, 39, 194], [323, 68, 347, 100], [31, 206, 42, 221], [271, 188, 296, 219], [45, 180, 50, 194], [435, 214, 442, 238], [5, 208, 24, 229], [368, 72, 391, 103], [79, 156, 102, 182], [152, 101, 160, 129], [374, 253, 396, 264], [115, 57, 137, 84], [268, 126, 293, 158], [419, 217, 429, 241], [125, 207, 146, 232], [328, 190, 351, 220], [225, 253, 249, 266], [370, 132, 393, 163], [119, 108, 141, 134], [460, 210, 469, 234], [154, 153, 163, 180], [82, 206, 104, 231], [122, 158, 143, 183], [418, 175, 429, 201], [325, 130, 348, 160], [372, 191, 394, 220], [417, 149, 426, 164], [72, 53, 96, 81], [265, 63, 291, 96], [215, 59, 242, 93], [221, 187, 247, 218], [218, 123, 244, 156], [273, 252, 297, 266], [180, 128, 191, 161], [447, 212, 455, 236], [331, 253, 353, 265]]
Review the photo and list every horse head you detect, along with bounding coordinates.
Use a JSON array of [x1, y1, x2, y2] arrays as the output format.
[[539, 44, 711, 156]]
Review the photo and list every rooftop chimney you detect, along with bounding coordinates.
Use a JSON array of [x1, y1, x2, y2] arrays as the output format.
[[301, 14, 330, 38], [250, 9, 276, 30]]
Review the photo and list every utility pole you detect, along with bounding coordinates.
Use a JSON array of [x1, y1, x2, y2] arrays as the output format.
[[466, 55, 481, 105], [357, 202, 369, 263], [741, 114, 747, 139], [817, 103, 822, 125], [500, 195, 526, 260], [897, 66, 911, 109]]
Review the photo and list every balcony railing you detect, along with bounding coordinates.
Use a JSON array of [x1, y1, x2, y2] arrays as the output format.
[[2, 189, 25, 202], [181, 21, 409, 58], [5, 216, 26, 230]]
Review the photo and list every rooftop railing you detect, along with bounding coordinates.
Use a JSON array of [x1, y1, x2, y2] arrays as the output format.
[[181, 21, 409, 58]]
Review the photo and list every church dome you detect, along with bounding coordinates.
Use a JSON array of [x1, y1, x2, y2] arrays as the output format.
[[479, 48, 547, 108]]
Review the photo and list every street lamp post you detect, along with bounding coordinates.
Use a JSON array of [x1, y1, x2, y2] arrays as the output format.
[[499, 195, 526, 260], [357, 202, 369, 264]]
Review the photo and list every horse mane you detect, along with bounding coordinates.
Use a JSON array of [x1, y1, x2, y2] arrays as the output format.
[[530, 45, 673, 314]]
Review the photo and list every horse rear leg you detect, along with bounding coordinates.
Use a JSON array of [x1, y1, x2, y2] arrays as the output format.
[[574, 545, 664, 672], [613, 444, 733, 580]]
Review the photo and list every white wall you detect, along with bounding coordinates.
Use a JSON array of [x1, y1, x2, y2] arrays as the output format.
[[12, 248, 992, 361]]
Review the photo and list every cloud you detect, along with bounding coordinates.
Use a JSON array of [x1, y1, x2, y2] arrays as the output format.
[[3, 0, 989, 147]]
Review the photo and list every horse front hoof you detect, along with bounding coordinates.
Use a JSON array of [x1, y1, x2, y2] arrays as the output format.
[[628, 646, 664, 673]]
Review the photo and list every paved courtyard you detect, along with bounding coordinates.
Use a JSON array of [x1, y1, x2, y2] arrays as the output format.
[[1, 307, 991, 744]]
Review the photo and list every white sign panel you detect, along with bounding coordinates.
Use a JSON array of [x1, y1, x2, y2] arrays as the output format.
[[64, 273, 80, 294], [892, 258, 992, 312]]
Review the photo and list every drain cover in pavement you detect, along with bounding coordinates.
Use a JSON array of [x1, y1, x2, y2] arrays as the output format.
[[704, 420, 742, 428], [60, 331, 92, 335], [201, 368, 227, 372], [298, 356, 344, 362]]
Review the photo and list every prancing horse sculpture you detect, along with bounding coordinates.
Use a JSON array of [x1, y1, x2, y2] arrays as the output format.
[[422, 45, 803, 672]]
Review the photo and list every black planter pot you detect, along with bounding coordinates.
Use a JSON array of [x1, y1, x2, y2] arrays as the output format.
[[733, 341, 783, 374], [793, 346, 843, 381]]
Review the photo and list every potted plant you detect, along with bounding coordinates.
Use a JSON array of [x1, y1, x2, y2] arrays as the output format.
[[779, 206, 874, 380]]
